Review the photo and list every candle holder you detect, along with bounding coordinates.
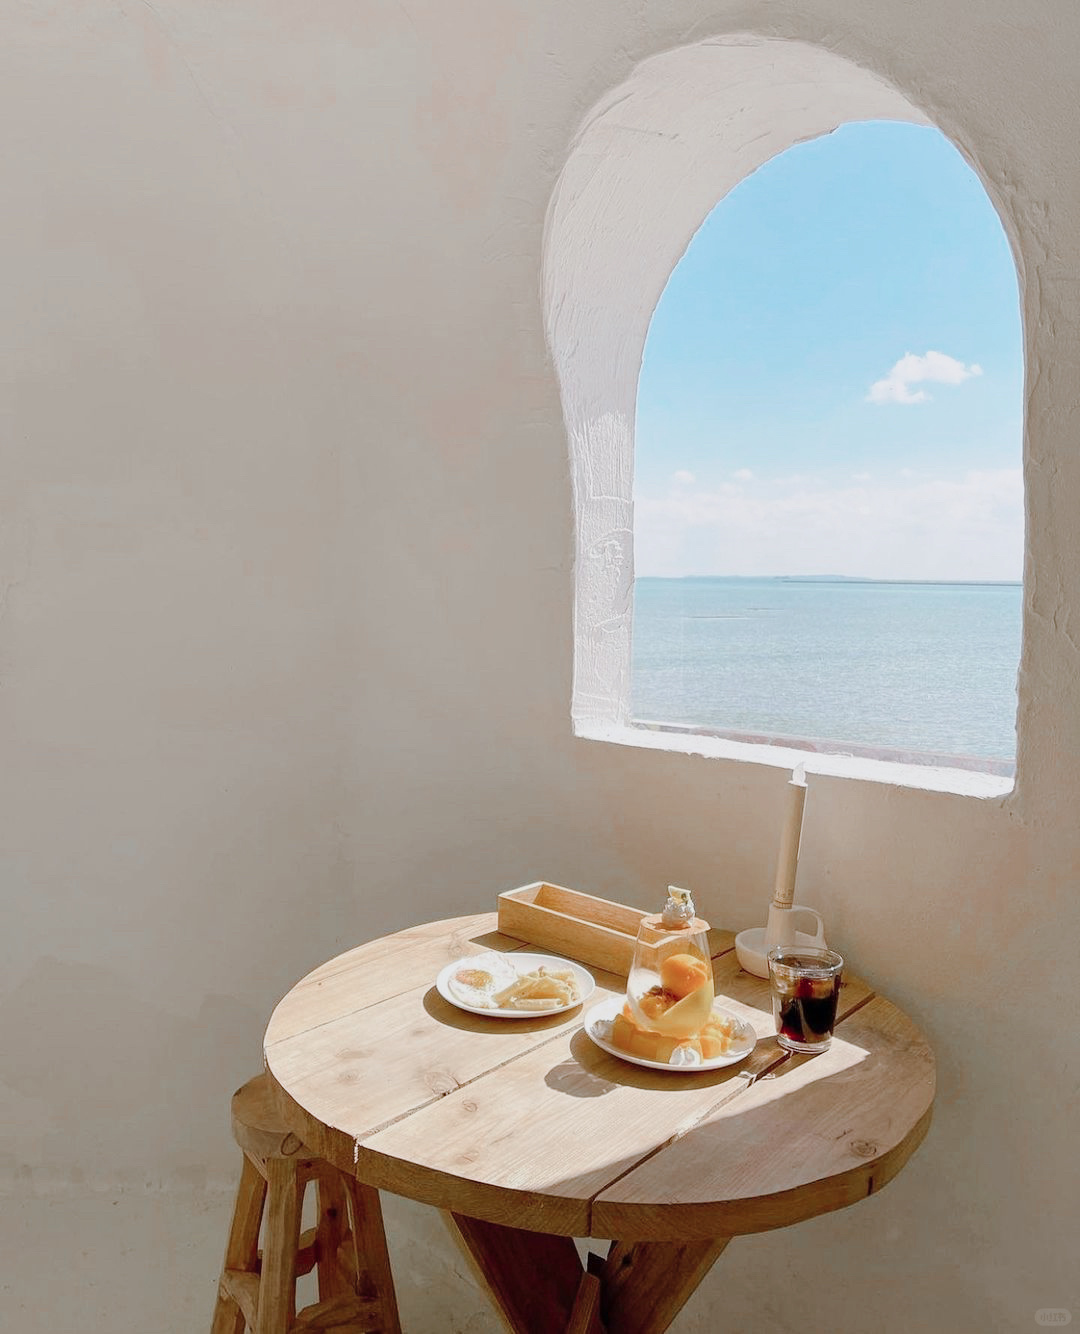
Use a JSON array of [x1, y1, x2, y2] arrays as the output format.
[[734, 766, 827, 978]]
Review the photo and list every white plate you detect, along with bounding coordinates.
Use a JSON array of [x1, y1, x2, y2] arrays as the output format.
[[583, 996, 757, 1072], [436, 952, 595, 1018]]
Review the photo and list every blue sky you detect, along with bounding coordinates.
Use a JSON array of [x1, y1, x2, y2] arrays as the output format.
[[634, 121, 1024, 581]]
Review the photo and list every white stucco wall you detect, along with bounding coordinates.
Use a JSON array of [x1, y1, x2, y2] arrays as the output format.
[[1, 2, 1076, 1330]]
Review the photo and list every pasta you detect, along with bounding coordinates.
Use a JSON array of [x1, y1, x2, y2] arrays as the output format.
[[491, 965, 580, 1011]]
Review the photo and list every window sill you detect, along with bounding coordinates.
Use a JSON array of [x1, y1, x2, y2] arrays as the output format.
[[577, 719, 1015, 799]]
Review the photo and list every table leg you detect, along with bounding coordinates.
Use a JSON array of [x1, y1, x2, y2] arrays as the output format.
[[210, 1153, 267, 1334], [314, 1167, 350, 1301], [566, 1269, 604, 1334], [597, 1238, 731, 1334], [255, 1155, 304, 1334], [443, 1213, 586, 1334], [340, 1176, 402, 1334], [443, 1213, 731, 1334]]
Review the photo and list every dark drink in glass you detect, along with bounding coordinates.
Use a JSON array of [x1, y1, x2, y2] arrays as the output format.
[[767, 947, 844, 1053]]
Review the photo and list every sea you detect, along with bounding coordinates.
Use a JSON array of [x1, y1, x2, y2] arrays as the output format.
[[631, 577, 1022, 766]]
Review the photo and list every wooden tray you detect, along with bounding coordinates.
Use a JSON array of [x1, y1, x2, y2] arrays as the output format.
[[497, 882, 649, 976]]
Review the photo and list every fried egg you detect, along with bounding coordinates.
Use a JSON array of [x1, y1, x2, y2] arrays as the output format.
[[448, 952, 519, 1009]]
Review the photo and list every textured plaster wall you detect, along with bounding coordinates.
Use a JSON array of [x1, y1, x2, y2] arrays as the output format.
[[1, 2, 1077, 1330]]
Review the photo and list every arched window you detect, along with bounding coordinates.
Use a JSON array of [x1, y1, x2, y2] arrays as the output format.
[[543, 37, 1022, 795], [632, 122, 1021, 773]]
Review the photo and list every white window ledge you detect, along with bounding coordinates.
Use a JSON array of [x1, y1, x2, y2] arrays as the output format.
[[577, 719, 1014, 799]]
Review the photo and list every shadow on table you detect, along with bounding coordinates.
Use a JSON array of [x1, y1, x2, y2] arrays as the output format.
[[459, 929, 527, 954], [421, 986, 580, 1035], [549, 1028, 789, 1096], [537, 1032, 878, 1209]]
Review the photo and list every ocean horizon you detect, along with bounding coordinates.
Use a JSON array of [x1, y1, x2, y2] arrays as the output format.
[[631, 575, 1022, 765], [641, 574, 1021, 586]]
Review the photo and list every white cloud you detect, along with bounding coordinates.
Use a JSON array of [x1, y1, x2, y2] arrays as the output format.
[[634, 468, 1023, 581], [867, 350, 983, 405], [672, 469, 696, 486], [852, 471, 872, 481], [732, 468, 754, 481]]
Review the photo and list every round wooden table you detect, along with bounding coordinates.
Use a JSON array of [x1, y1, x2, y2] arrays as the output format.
[[264, 913, 934, 1334]]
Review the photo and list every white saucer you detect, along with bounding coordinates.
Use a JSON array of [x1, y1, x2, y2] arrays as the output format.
[[583, 997, 756, 1072], [735, 926, 827, 979]]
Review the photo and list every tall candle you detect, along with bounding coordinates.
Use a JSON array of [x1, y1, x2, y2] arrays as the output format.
[[771, 765, 807, 909]]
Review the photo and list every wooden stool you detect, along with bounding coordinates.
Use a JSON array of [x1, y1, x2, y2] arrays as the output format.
[[211, 1074, 401, 1334]]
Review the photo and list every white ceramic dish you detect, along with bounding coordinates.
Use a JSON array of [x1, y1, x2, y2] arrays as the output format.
[[734, 925, 827, 979], [583, 996, 757, 1072], [436, 952, 595, 1018]]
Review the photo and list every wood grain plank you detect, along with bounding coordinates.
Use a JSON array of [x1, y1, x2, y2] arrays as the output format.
[[591, 996, 934, 1240], [352, 1017, 788, 1236], [266, 969, 627, 1165], [265, 914, 516, 1046]]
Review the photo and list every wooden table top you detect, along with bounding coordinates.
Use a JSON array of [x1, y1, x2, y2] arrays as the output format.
[[263, 913, 934, 1243]]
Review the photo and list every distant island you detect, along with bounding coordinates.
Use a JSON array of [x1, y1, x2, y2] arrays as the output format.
[[639, 574, 1022, 587], [775, 575, 1022, 586]]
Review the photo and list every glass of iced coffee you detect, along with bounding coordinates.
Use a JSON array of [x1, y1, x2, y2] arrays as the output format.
[[767, 946, 844, 1053]]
